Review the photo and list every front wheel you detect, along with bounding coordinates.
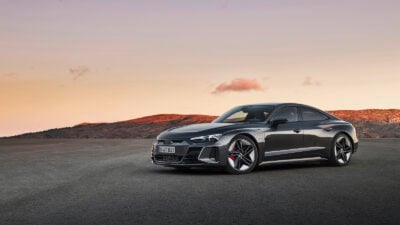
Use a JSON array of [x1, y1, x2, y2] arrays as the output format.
[[329, 134, 353, 166], [225, 135, 259, 174]]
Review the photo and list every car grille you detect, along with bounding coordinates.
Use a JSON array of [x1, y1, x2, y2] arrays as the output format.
[[153, 146, 205, 165], [154, 155, 182, 162], [157, 140, 184, 144]]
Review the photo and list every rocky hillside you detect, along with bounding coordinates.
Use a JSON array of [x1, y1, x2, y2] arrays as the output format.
[[328, 109, 400, 138], [329, 109, 400, 123], [9, 114, 218, 139], [5, 110, 400, 139]]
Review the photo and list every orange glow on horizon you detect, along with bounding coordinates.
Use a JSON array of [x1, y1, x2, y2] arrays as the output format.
[[1, 1, 399, 136]]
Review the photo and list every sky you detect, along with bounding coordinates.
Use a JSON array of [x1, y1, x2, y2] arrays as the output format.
[[1, 0, 400, 137]]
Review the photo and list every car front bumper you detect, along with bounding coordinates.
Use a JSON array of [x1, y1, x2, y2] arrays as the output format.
[[151, 139, 229, 167]]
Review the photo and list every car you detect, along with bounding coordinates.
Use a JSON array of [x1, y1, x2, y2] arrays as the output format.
[[151, 103, 358, 174]]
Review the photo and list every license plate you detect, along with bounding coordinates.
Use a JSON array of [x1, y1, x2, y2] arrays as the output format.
[[158, 146, 175, 154]]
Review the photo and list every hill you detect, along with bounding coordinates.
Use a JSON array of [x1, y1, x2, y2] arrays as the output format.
[[10, 114, 217, 139], [5, 110, 400, 139]]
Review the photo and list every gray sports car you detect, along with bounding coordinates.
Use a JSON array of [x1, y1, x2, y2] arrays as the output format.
[[151, 103, 358, 174]]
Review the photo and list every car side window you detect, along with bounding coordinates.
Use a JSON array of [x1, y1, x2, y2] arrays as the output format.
[[273, 106, 299, 122], [301, 107, 328, 121], [223, 111, 248, 122]]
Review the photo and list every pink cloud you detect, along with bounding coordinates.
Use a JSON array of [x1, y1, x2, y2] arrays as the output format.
[[303, 76, 321, 86], [212, 78, 264, 94], [2, 72, 16, 77], [69, 66, 89, 81]]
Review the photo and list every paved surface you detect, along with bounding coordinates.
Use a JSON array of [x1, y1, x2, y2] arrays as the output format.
[[0, 139, 399, 225]]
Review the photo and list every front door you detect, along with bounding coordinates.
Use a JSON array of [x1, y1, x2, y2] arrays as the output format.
[[264, 106, 304, 160]]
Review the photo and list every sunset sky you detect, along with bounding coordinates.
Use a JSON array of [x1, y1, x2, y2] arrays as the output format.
[[1, 0, 400, 136]]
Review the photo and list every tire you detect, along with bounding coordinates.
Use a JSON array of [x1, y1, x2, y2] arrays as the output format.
[[329, 133, 353, 166], [225, 135, 259, 174]]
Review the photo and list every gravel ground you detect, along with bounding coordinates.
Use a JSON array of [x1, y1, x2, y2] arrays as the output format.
[[0, 138, 399, 225]]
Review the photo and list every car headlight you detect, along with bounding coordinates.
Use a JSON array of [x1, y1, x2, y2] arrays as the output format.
[[190, 134, 223, 143]]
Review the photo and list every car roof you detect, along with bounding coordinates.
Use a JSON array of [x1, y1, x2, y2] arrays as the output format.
[[240, 102, 306, 107], [240, 102, 337, 119]]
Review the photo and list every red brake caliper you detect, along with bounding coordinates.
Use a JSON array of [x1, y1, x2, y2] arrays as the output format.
[[229, 145, 236, 160]]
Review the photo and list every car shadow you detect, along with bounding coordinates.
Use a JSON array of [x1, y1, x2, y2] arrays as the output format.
[[150, 167, 228, 176], [255, 159, 329, 173], [149, 159, 331, 176]]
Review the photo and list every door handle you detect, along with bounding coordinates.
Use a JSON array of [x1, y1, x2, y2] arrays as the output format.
[[293, 129, 301, 133]]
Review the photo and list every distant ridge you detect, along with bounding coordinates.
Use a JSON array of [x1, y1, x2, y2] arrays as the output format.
[[5, 110, 400, 139], [329, 109, 400, 123]]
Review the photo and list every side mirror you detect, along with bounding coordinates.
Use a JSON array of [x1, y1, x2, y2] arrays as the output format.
[[270, 118, 288, 128]]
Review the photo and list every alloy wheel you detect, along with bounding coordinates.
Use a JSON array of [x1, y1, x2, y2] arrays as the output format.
[[227, 139, 256, 171], [334, 136, 352, 164]]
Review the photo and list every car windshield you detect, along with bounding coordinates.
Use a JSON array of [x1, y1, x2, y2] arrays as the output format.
[[214, 105, 275, 123]]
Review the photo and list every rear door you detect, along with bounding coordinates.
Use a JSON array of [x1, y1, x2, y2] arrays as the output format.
[[299, 107, 330, 155]]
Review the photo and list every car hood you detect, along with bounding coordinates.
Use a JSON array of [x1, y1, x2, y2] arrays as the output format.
[[169, 123, 233, 133], [158, 122, 264, 140]]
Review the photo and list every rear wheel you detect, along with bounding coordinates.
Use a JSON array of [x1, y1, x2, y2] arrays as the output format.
[[225, 135, 258, 174], [329, 134, 353, 166]]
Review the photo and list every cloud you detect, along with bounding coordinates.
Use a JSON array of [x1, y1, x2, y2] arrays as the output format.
[[2, 72, 16, 77], [216, 0, 230, 10], [69, 66, 89, 81], [212, 78, 264, 94], [302, 77, 321, 86], [261, 76, 269, 81]]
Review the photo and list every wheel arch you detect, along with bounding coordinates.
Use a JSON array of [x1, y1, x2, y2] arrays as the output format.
[[234, 133, 262, 164], [334, 131, 355, 151], [236, 133, 258, 148]]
